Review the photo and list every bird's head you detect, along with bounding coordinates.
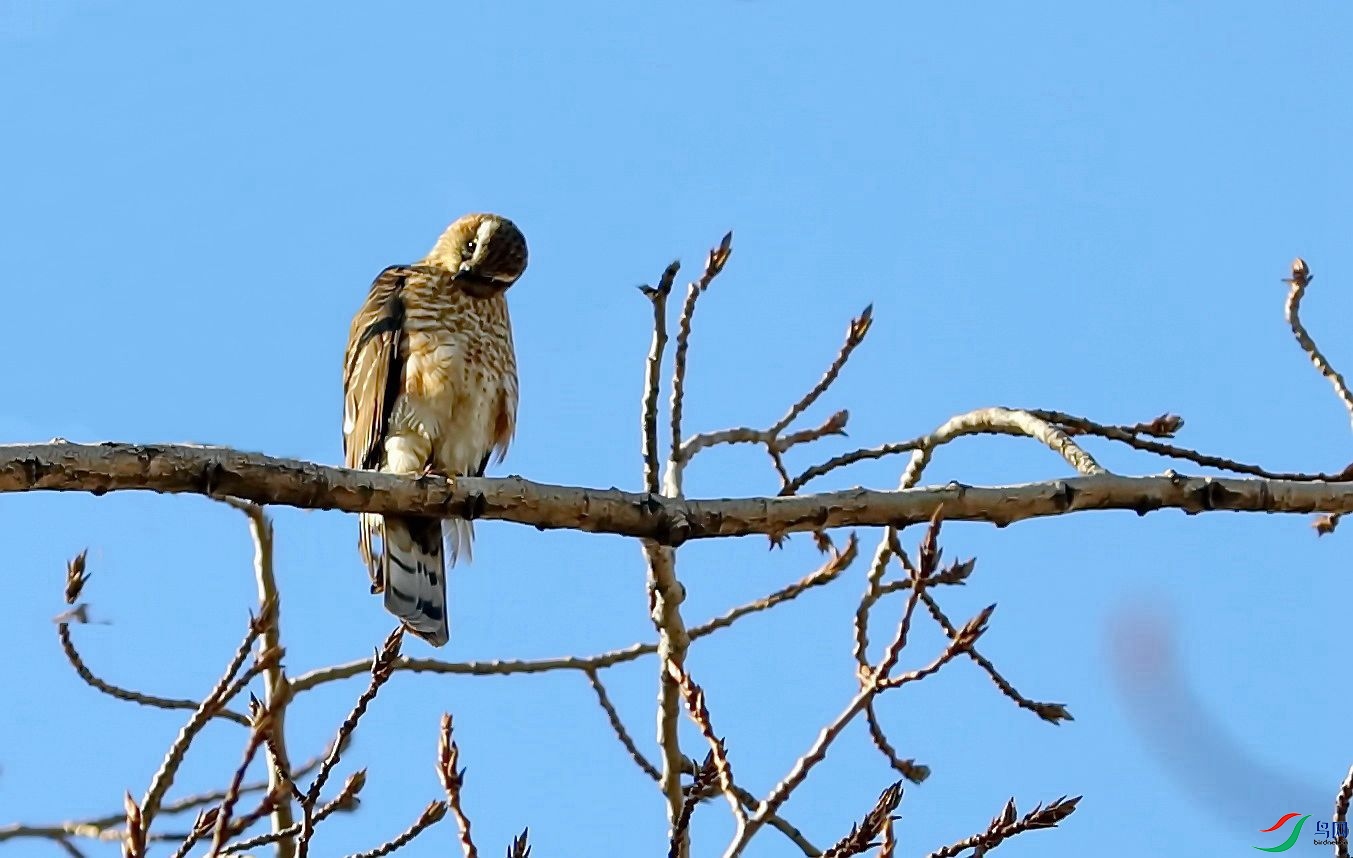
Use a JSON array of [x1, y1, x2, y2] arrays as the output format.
[[427, 213, 529, 299]]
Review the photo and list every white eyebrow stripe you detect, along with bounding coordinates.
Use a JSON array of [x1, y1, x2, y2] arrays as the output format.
[[476, 219, 497, 247]]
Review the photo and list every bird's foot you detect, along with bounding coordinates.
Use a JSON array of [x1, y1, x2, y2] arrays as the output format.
[[419, 464, 453, 481]]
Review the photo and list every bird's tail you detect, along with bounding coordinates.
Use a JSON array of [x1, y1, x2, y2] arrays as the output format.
[[446, 516, 474, 565], [378, 514, 451, 647]]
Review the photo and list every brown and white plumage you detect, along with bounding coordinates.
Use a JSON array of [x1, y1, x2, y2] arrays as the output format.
[[342, 213, 527, 646]]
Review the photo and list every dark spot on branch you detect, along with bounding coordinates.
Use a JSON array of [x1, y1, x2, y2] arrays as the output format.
[[466, 491, 487, 520], [1131, 498, 1160, 516], [1196, 479, 1237, 510], [200, 462, 225, 494], [22, 458, 44, 485], [1050, 481, 1077, 511]]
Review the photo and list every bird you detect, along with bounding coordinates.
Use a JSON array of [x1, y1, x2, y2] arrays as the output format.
[[342, 213, 527, 646]]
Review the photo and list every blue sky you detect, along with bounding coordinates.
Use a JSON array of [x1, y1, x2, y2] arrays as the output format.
[[3, 2, 1353, 855]]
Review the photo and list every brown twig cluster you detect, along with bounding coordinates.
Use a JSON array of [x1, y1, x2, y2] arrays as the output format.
[[11, 516, 522, 858], [925, 795, 1082, 858], [8, 244, 1353, 857]]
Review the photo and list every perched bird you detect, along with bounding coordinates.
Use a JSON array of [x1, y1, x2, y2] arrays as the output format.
[[342, 213, 527, 646]]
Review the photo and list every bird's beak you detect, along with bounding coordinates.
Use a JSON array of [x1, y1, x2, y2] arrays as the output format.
[[453, 264, 510, 299]]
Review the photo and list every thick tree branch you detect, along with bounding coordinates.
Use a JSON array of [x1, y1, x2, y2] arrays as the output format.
[[6, 443, 1353, 543]]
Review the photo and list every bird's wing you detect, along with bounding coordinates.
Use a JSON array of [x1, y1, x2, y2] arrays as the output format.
[[491, 365, 518, 467], [473, 323, 518, 477], [343, 265, 418, 472]]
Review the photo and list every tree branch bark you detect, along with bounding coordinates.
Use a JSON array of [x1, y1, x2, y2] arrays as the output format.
[[4, 442, 1351, 543]]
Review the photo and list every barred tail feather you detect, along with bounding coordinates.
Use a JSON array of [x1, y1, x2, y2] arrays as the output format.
[[446, 516, 474, 566], [380, 514, 450, 647]]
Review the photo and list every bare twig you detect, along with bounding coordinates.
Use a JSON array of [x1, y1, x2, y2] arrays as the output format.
[[1028, 408, 1343, 481], [727, 600, 991, 857], [789, 407, 1105, 495], [208, 701, 273, 856], [925, 795, 1080, 857], [863, 703, 930, 784], [852, 530, 895, 677], [290, 547, 854, 695], [670, 756, 718, 858], [668, 662, 746, 829], [64, 549, 89, 604], [56, 623, 250, 727], [640, 259, 681, 495], [879, 816, 896, 858], [669, 231, 733, 469], [346, 801, 447, 858], [438, 714, 479, 858], [821, 781, 902, 858], [771, 305, 873, 436], [875, 606, 991, 691], [778, 410, 851, 452], [584, 676, 820, 856], [644, 235, 736, 856], [681, 410, 849, 461], [668, 752, 719, 855], [585, 669, 661, 781], [1, 757, 324, 852], [506, 829, 531, 858], [221, 497, 297, 856], [141, 606, 277, 832], [299, 627, 403, 855], [55, 838, 86, 858], [121, 794, 145, 858], [870, 513, 940, 683], [55, 550, 251, 727], [1284, 258, 1353, 429], [172, 808, 221, 858], [220, 771, 363, 856], [919, 590, 1071, 724]]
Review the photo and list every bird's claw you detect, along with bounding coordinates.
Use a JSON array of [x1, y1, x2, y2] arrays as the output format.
[[419, 464, 452, 481]]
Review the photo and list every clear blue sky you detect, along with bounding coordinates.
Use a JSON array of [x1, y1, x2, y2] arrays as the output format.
[[3, 2, 1352, 855]]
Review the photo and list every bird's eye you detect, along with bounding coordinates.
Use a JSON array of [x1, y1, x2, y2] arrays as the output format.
[[461, 239, 477, 261]]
